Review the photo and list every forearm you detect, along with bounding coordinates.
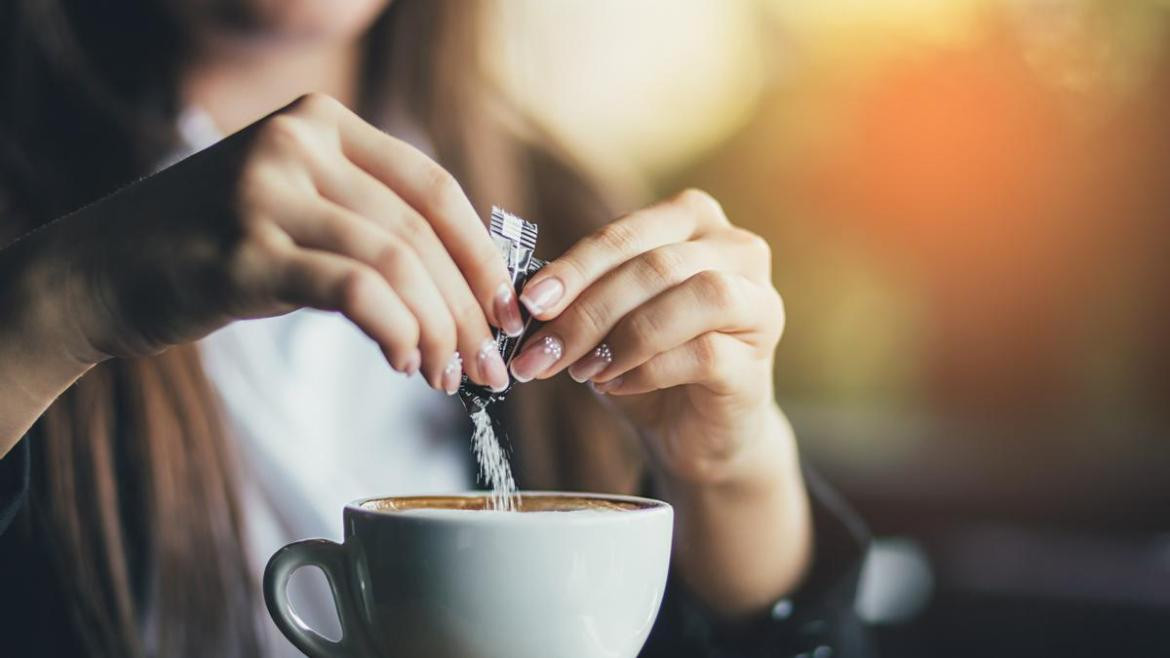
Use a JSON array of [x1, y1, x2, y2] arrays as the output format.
[[657, 405, 812, 620], [0, 225, 96, 455]]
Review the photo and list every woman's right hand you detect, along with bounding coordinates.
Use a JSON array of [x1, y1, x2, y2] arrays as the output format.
[[27, 93, 521, 395]]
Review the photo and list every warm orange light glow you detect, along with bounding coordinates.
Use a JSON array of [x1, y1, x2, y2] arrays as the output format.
[[490, 0, 1170, 440]]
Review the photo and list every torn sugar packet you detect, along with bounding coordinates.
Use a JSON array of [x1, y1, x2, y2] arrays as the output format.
[[458, 207, 546, 411]]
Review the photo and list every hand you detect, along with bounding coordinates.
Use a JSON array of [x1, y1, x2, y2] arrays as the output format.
[[508, 189, 786, 486], [27, 93, 522, 394], [507, 190, 806, 615]]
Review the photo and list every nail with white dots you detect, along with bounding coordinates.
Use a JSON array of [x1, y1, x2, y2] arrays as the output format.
[[442, 352, 463, 395], [478, 338, 510, 393], [568, 343, 613, 383], [509, 335, 564, 383]]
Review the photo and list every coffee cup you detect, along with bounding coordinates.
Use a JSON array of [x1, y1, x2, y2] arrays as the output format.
[[263, 492, 673, 657]]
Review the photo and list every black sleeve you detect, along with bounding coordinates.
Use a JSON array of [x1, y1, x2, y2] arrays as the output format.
[[640, 465, 874, 658], [0, 437, 30, 537]]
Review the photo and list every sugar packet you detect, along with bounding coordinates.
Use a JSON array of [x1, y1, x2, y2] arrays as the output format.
[[458, 207, 546, 510]]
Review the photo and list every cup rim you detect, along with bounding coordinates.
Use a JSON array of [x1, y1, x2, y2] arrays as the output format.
[[345, 491, 672, 525]]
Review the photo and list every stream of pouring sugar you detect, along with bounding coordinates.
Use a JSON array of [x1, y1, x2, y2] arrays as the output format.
[[458, 206, 537, 513], [469, 405, 518, 511]]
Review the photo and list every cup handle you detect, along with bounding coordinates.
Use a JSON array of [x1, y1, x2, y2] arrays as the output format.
[[263, 539, 367, 658]]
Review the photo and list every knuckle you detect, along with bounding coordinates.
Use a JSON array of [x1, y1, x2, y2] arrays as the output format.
[[692, 333, 722, 369], [549, 256, 588, 292], [237, 160, 318, 217], [244, 219, 289, 256], [678, 187, 727, 223], [593, 220, 638, 254], [290, 91, 341, 117], [639, 247, 686, 286], [229, 211, 284, 266], [260, 115, 322, 158], [263, 115, 307, 144], [694, 270, 739, 308], [234, 162, 282, 210], [737, 228, 771, 260], [625, 311, 663, 351], [462, 240, 506, 287], [695, 334, 735, 380], [314, 208, 354, 244], [639, 357, 665, 385], [395, 207, 429, 238], [421, 313, 457, 354], [236, 158, 272, 191], [566, 297, 609, 338], [421, 165, 464, 211], [739, 229, 773, 277], [227, 230, 279, 289], [451, 297, 486, 336], [396, 315, 421, 350], [337, 267, 378, 313], [372, 239, 404, 273], [769, 287, 787, 340]]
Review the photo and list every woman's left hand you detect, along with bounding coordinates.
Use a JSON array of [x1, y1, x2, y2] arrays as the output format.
[[509, 189, 786, 487]]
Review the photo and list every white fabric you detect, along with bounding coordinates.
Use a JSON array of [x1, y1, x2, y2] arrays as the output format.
[[172, 108, 473, 654], [199, 308, 471, 539]]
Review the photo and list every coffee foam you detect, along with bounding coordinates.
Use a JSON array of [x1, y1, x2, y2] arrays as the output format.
[[362, 495, 650, 514], [388, 509, 638, 523]]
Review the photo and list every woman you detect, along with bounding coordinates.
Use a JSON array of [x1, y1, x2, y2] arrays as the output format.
[[0, 1, 869, 656]]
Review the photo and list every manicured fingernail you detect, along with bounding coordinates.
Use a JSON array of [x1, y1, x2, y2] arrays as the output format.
[[442, 352, 463, 395], [477, 338, 509, 392], [568, 343, 613, 383], [494, 283, 525, 338], [510, 335, 564, 383], [403, 349, 421, 377], [592, 376, 623, 394], [520, 277, 564, 316]]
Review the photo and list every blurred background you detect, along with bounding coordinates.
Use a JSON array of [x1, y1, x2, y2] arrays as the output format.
[[491, 0, 1170, 655]]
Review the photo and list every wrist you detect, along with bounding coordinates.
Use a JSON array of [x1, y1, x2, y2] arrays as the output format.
[[654, 404, 808, 546], [0, 217, 102, 386], [0, 220, 101, 453], [655, 402, 799, 495], [656, 405, 814, 616]]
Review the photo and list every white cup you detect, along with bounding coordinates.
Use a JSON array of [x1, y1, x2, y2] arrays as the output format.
[[263, 492, 673, 658]]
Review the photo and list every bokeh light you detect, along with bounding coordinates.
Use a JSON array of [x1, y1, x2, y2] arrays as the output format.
[[490, 2, 1170, 653]]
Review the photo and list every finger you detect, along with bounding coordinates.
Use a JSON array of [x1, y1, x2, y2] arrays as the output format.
[[509, 239, 736, 383], [593, 333, 754, 397], [272, 247, 420, 374], [518, 188, 728, 321], [311, 161, 504, 390], [508, 242, 707, 383], [288, 93, 523, 335], [278, 201, 469, 391], [581, 271, 778, 385]]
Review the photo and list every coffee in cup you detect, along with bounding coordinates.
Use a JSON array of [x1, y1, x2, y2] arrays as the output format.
[[264, 492, 673, 658]]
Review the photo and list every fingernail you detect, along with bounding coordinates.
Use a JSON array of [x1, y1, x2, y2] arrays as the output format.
[[477, 338, 509, 392], [509, 335, 564, 383], [403, 349, 421, 377], [442, 352, 463, 395], [592, 376, 623, 394], [520, 277, 564, 316], [568, 343, 613, 383], [494, 283, 525, 338]]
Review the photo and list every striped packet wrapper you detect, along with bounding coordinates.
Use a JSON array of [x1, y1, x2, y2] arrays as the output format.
[[458, 207, 546, 410]]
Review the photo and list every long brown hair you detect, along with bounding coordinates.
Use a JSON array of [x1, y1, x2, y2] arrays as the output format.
[[0, 1, 643, 655]]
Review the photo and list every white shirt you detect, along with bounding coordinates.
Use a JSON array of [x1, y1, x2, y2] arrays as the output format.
[[176, 109, 473, 654]]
